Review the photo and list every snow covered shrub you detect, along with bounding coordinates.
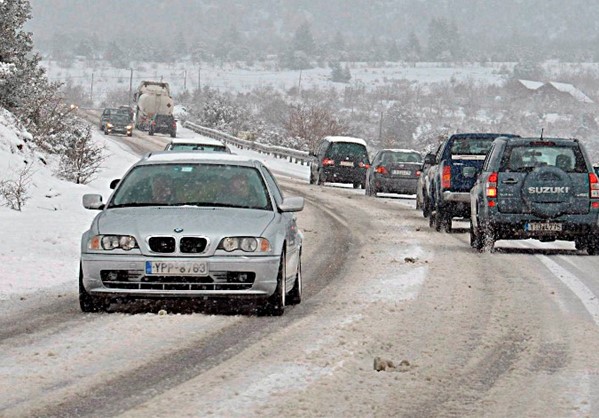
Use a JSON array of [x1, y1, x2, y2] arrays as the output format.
[[0, 162, 33, 211], [57, 126, 106, 184]]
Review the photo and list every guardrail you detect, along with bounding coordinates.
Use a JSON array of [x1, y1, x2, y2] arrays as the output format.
[[183, 121, 311, 165]]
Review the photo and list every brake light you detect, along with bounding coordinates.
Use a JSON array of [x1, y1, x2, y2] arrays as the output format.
[[416, 170, 421, 177], [441, 165, 451, 189], [486, 172, 498, 199], [590, 173, 599, 198], [375, 165, 388, 174], [359, 162, 370, 169], [322, 158, 335, 166]]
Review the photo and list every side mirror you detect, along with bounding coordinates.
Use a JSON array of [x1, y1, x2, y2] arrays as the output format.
[[110, 179, 120, 189], [278, 196, 304, 212], [82, 194, 104, 210]]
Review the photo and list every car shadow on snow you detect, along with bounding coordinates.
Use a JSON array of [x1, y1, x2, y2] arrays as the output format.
[[102, 298, 259, 316]]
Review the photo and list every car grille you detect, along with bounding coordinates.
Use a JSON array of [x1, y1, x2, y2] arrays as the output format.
[[147, 236, 208, 254], [148, 237, 176, 253], [180, 237, 208, 253], [100, 270, 255, 291]]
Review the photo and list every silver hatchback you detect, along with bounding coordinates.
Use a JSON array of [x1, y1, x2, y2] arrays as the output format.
[[80, 152, 304, 315]]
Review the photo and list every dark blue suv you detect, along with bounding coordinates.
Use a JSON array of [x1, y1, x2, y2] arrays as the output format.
[[470, 137, 599, 253], [428, 133, 520, 232]]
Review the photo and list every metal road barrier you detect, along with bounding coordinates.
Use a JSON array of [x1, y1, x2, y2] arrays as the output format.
[[183, 121, 311, 165]]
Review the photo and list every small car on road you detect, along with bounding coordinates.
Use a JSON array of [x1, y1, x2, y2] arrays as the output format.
[[164, 137, 231, 153], [80, 153, 304, 315], [309, 136, 370, 189], [104, 113, 133, 137], [365, 149, 422, 197], [470, 136, 599, 253], [149, 114, 177, 138]]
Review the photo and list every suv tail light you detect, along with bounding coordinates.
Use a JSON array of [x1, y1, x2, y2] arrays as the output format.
[[486, 172, 498, 201], [375, 165, 388, 174], [590, 173, 599, 202], [441, 165, 451, 189], [322, 158, 335, 166], [358, 162, 370, 169]]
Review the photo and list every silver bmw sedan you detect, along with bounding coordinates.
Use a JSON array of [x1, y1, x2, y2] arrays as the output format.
[[79, 152, 304, 315]]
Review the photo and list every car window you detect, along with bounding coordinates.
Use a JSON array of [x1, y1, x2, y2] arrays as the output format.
[[261, 167, 283, 206], [170, 144, 229, 152], [327, 143, 368, 161], [450, 138, 494, 155], [109, 164, 272, 210], [381, 152, 422, 163], [500, 145, 587, 173], [111, 115, 130, 124]]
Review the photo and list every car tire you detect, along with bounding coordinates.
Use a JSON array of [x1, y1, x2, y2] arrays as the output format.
[[470, 224, 483, 250], [259, 253, 286, 316], [587, 239, 599, 255], [287, 253, 302, 305], [433, 205, 443, 232], [309, 171, 315, 185], [171, 132, 176, 138], [317, 170, 325, 186], [79, 266, 108, 313], [480, 224, 495, 252], [422, 194, 431, 218], [148, 129, 154, 136], [104, 129, 109, 135], [353, 181, 360, 189], [127, 132, 132, 137]]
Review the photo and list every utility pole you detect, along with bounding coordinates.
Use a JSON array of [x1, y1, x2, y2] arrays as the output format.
[[129, 68, 133, 106], [378, 110, 384, 142], [298, 69, 302, 96], [90, 72, 94, 105], [197, 66, 201, 92], [183, 69, 187, 91]]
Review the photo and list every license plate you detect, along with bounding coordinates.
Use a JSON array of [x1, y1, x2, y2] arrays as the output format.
[[339, 161, 354, 167], [392, 170, 411, 176], [524, 223, 563, 232], [146, 261, 208, 276]]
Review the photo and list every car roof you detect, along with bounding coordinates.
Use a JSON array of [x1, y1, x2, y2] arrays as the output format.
[[140, 151, 259, 167], [449, 133, 520, 139], [377, 148, 421, 154], [169, 137, 226, 146], [323, 136, 367, 146], [501, 137, 581, 145]]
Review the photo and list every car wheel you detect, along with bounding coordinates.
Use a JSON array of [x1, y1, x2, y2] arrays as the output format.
[[480, 225, 495, 252], [309, 171, 315, 185], [416, 196, 422, 210], [287, 253, 302, 305], [422, 194, 431, 218], [127, 132, 132, 137], [443, 211, 453, 233], [79, 266, 108, 313], [104, 129, 109, 135], [148, 129, 154, 136], [353, 181, 360, 189], [171, 132, 176, 138], [433, 205, 443, 232], [587, 239, 599, 255], [317, 170, 325, 185], [259, 253, 286, 316]]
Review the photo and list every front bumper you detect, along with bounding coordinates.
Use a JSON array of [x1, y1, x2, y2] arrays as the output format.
[[81, 253, 280, 299]]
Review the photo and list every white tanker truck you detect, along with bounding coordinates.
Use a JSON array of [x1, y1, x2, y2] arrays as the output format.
[[133, 81, 174, 130]]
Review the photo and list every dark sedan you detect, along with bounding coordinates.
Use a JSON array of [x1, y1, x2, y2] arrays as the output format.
[[365, 149, 423, 197]]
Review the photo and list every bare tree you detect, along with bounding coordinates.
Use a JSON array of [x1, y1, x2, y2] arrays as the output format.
[[0, 162, 34, 211], [58, 125, 106, 184], [284, 103, 347, 152]]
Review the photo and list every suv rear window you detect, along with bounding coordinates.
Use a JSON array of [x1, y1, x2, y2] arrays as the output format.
[[328, 143, 368, 159], [450, 138, 494, 155], [500, 145, 587, 173], [155, 115, 174, 123]]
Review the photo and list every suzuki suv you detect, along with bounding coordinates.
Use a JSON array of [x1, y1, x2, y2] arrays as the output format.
[[470, 137, 599, 253], [309, 136, 370, 189]]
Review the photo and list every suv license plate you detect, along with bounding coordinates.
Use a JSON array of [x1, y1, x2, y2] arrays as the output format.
[[146, 261, 208, 276], [339, 161, 353, 167], [525, 223, 563, 232]]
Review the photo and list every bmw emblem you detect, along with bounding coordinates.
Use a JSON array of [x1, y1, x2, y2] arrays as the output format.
[[174, 228, 184, 233]]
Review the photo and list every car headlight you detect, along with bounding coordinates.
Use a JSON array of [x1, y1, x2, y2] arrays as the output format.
[[106, 123, 113, 128], [89, 235, 138, 251], [218, 237, 271, 252], [126, 125, 133, 130]]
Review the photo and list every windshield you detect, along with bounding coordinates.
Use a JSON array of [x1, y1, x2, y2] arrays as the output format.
[[109, 163, 272, 210], [381, 151, 422, 164], [500, 145, 587, 173], [111, 115, 130, 124], [169, 144, 229, 152], [450, 138, 494, 156]]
